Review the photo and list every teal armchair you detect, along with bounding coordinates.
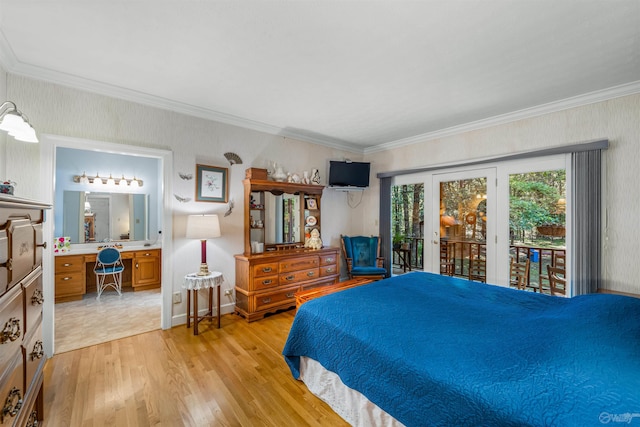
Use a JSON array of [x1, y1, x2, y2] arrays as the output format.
[[340, 235, 387, 280]]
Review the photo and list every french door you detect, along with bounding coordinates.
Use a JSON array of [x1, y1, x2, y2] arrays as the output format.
[[431, 168, 497, 283]]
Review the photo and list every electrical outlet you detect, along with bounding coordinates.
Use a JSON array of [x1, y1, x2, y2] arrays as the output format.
[[224, 289, 233, 296], [172, 292, 182, 304]]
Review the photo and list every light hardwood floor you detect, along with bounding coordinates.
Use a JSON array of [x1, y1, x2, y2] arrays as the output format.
[[44, 310, 349, 427], [54, 288, 161, 353]]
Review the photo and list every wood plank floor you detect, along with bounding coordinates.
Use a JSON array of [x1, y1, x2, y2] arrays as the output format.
[[44, 310, 349, 427]]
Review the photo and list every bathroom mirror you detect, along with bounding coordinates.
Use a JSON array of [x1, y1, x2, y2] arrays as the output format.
[[62, 191, 149, 243]]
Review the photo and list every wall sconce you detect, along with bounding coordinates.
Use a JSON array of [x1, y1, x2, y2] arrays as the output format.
[[74, 172, 143, 187], [0, 101, 38, 143]]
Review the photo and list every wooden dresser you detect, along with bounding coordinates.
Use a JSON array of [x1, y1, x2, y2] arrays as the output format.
[[0, 195, 49, 427], [235, 168, 340, 322], [235, 247, 339, 322], [55, 248, 161, 303]]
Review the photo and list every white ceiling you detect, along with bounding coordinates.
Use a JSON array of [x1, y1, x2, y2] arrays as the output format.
[[0, 1, 639, 153]]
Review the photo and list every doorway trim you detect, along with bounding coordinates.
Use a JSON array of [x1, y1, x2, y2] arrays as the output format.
[[40, 134, 173, 357]]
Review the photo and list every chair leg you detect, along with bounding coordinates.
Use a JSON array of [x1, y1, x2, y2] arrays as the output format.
[[96, 272, 123, 299]]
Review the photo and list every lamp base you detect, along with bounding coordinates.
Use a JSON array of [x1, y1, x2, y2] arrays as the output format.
[[197, 263, 210, 276]]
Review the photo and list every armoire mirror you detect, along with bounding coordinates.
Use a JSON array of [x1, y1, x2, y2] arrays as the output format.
[[263, 192, 301, 245], [62, 191, 149, 243]]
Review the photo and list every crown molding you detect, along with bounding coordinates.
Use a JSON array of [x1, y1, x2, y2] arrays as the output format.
[[365, 80, 640, 155]]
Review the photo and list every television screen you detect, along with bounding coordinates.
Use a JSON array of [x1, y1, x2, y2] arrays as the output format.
[[328, 161, 370, 188]]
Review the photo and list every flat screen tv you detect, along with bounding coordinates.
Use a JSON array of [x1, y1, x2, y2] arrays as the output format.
[[328, 161, 370, 189]]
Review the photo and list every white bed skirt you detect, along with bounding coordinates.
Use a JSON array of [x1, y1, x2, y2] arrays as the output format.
[[299, 356, 405, 427]]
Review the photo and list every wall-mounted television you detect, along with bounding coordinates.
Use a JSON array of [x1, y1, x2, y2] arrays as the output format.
[[328, 160, 371, 190]]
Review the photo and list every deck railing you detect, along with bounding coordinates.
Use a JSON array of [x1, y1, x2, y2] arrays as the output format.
[[393, 238, 565, 288]]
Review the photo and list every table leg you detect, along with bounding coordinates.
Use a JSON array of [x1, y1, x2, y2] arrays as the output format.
[[193, 289, 199, 335], [217, 284, 221, 329], [186, 290, 191, 328]]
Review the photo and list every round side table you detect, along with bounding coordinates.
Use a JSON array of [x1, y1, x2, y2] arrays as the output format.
[[183, 271, 224, 335]]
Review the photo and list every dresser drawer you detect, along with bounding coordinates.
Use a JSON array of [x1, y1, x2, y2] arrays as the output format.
[[0, 230, 7, 293], [253, 286, 298, 311], [280, 268, 320, 285], [0, 286, 23, 375], [251, 275, 279, 291], [319, 254, 337, 266], [55, 255, 84, 274], [22, 322, 43, 393], [252, 262, 278, 277], [54, 272, 85, 299], [22, 268, 43, 337], [279, 256, 319, 273], [320, 265, 338, 277], [0, 354, 24, 427], [6, 219, 36, 291]]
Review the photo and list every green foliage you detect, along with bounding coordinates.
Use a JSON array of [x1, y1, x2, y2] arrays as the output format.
[[509, 171, 566, 243]]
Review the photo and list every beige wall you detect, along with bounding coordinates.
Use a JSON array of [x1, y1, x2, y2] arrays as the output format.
[[363, 93, 640, 294], [3, 74, 359, 322]]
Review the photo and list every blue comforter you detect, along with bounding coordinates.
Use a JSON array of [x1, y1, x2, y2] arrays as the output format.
[[283, 272, 640, 427]]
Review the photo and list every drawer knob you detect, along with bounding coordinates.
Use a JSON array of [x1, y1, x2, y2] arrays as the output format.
[[307, 271, 315, 277], [326, 268, 334, 273], [0, 318, 21, 344], [286, 275, 295, 281], [36, 241, 47, 249], [262, 267, 272, 273], [262, 279, 272, 285], [262, 297, 272, 304], [326, 258, 334, 262], [63, 263, 72, 267], [1, 387, 22, 422], [285, 292, 295, 298], [31, 289, 44, 305], [30, 340, 44, 361]]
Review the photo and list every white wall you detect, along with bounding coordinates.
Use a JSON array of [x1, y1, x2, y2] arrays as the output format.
[[3, 74, 358, 324], [0, 64, 6, 181], [363, 93, 640, 295]]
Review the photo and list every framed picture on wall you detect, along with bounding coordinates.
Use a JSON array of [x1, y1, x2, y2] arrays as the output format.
[[196, 164, 229, 203]]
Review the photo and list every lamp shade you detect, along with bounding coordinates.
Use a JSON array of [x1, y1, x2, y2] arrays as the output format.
[[186, 214, 221, 239]]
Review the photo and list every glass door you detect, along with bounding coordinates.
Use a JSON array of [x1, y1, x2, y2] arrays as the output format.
[[431, 168, 496, 283], [391, 182, 424, 275]]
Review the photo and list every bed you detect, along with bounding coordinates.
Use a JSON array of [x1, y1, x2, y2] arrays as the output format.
[[283, 272, 640, 426]]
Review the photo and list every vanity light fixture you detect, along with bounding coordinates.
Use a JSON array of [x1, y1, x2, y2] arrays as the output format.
[[73, 173, 144, 187], [0, 101, 38, 143]]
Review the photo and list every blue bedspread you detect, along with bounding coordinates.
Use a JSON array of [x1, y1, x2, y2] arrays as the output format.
[[283, 272, 640, 427]]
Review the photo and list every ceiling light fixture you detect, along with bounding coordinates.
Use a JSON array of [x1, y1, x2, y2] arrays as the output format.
[[0, 101, 38, 143]]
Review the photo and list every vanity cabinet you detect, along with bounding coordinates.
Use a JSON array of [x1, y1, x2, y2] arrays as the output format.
[[235, 168, 339, 321], [0, 195, 49, 427], [54, 255, 86, 302], [54, 248, 161, 302], [132, 249, 161, 290]]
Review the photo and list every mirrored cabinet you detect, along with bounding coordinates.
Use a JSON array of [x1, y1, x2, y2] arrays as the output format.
[[235, 168, 339, 322]]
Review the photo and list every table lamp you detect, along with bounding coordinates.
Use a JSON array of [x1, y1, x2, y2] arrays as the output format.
[[186, 214, 221, 276]]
